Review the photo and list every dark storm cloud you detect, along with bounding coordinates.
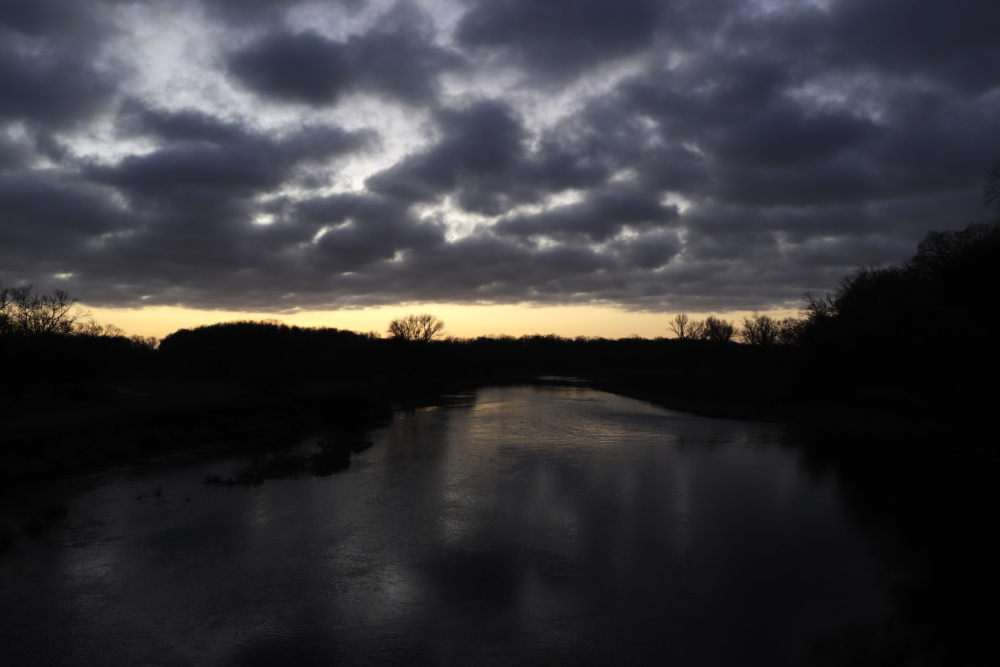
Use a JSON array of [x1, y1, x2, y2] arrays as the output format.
[[227, 7, 462, 106], [368, 100, 610, 214], [496, 186, 678, 242], [199, 0, 362, 25], [616, 54, 880, 185], [714, 102, 876, 168], [119, 101, 250, 146], [88, 104, 371, 212], [0, 133, 32, 172], [368, 100, 525, 204], [0, 0, 106, 40], [455, 0, 665, 78], [825, 0, 1000, 93], [0, 170, 130, 280], [1, 0, 997, 315], [228, 31, 353, 105], [614, 230, 682, 270], [349, 233, 617, 305], [0, 1, 118, 128], [308, 195, 445, 270], [0, 171, 125, 240], [0, 41, 114, 127]]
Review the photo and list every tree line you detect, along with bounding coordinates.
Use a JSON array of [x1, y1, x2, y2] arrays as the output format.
[[666, 312, 803, 345], [1, 283, 159, 406]]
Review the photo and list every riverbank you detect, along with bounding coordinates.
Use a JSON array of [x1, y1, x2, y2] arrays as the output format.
[[0, 376, 426, 554], [1, 379, 399, 482]]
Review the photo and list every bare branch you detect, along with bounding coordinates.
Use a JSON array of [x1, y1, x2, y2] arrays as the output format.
[[668, 313, 691, 339], [984, 159, 1000, 212], [387, 313, 445, 342]]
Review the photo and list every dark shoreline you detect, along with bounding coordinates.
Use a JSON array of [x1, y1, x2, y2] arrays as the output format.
[[591, 379, 998, 666]]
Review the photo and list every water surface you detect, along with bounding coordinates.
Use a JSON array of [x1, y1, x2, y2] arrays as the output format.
[[0, 386, 888, 665]]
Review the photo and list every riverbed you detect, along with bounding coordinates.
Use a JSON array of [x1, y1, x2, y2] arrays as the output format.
[[0, 385, 889, 665]]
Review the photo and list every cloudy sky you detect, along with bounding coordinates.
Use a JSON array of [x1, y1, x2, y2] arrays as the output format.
[[1, 0, 997, 336]]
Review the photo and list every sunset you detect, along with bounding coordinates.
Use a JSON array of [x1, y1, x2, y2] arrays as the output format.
[[2, 2, 998, 665]]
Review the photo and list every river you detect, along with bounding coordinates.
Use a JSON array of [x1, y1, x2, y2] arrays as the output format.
[[0, 385, 890, 665]]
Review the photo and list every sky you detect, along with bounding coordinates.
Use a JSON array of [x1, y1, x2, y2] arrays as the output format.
[[1, 0, 997, 339]]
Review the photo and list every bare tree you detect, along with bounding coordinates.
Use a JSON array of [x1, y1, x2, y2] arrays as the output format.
[[699, 316, 736, 343], [73, 321, 126, 338], [776, 317, 805, 345], [802, 291, 836, 323], [984, 159, 1000, 214], [129, 335, 159, 351], [740, 311, 780, 345], [387, 313, 445, 342], [0, 283, 87, 335], [668, 313, 694, 339], [687, 319, 706, 340]]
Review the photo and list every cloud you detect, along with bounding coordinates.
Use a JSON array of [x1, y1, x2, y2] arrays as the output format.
[[825, 0, 1000, 93], [496, 186, 679, 242], [199, 0, 362, 24], [0, 42, 114, 127], [88, 104, 372, 212], [368, 99, 610, 214], [367, 100, 525, 206], [227, 31, 354, 106], [0, 0, 997, 317], [0, 0, 107, 40], [0, 169, 131, 281], [298, 193, 445, 271], [226, 5, 462, 106], [455, 0, 665, 79], [0, 1, 120, 129]]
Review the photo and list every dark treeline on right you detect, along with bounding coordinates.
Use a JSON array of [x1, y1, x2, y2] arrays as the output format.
[[786, 218, 1000, 666], [793, 218, 1000, 418]]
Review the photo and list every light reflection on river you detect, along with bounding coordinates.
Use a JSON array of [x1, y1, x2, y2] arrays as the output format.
[[0, 386, 888, 665]]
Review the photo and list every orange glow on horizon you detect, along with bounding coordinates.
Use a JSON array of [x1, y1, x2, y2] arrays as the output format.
[[83, 303, 803, 341]]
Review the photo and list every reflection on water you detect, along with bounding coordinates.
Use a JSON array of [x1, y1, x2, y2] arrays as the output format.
[[0, 386, 888, 665]]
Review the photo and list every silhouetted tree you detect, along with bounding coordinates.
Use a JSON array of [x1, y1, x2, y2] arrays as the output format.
[[698, 316, 736, 343], [984, 159, 1000, 216], [387, 314, 445, 342], [686, 319, 707, 340], [668, 313, 694, 339], [129, 335, 159, 351], [73, 321, 127, 338], [739, 311, 780, 345], [794, 214, 1000, 413], [775, 317, 805, 345], [0, 283, 86, 335]]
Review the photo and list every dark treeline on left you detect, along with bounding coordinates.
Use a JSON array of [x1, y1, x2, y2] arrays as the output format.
[[0, 284, 158, 407]]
